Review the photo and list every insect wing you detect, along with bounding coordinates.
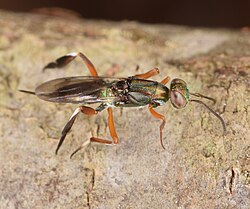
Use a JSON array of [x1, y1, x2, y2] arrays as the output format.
[[35, 76, 124, 104]]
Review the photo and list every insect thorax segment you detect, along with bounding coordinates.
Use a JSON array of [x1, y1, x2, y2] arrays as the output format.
[[105, 78, 170, 108]]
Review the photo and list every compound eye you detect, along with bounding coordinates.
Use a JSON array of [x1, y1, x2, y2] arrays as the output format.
[[170, 91, 187, 109]]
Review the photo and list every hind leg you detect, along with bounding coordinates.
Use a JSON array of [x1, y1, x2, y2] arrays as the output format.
[[43, 52, 98, 77]]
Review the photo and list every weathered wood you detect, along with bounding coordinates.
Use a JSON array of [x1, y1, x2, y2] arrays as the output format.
[[0, 10, 249, 209]]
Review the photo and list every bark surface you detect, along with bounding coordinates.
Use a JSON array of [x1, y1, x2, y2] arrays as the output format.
[[0, 10, 249, 209]]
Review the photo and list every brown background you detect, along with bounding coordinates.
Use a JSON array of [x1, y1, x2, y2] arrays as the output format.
[[0, 0, 250, 27]]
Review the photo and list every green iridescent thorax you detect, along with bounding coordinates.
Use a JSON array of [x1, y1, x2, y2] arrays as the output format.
[[129, 79, 170, 107], [151, 83, 170, 107]]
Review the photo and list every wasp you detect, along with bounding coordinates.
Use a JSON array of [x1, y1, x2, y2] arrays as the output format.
[[20, 52, 226, 157]]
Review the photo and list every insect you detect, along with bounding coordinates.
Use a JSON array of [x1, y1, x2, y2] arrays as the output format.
[[20, 52, 226, 157]]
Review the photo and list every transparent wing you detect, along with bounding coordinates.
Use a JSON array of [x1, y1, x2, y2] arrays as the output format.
[[35, 76, 125, 104]]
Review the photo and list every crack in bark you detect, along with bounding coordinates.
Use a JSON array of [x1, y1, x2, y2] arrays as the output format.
[[225, 166, 239, 195], [229, 168, 236, 194], [86, 169, 95, 209]]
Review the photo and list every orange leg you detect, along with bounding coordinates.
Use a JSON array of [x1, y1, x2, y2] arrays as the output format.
[[70, 136, 113, 159], [57, 105, 119, 157], [107, 107, 119, 144], [134, 68, 160, 79], [148, 104, 166, 149], [90, 107, 119, 144], [160, 76, 171, 85], [90, 137, 113, 144], [43, 52, 99, 77], [55, 106, 98, 154], [71, 108, 119, 158]]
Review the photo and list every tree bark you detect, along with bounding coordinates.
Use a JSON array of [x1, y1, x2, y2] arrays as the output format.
[[0, 10, 249, 209]]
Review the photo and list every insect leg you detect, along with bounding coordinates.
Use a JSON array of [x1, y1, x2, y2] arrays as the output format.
[[55, 106, 97, 154], [107, 107, 119, 144], [69, 104, 113, 158], [148, 104, 166, 149], [89, 107, 119, 145], [70, 136, 114, 159], [134, 67, 160, 79], [160, 76, 171, 85], [43, 52, 98, 77], [94, 104, 118, 144]]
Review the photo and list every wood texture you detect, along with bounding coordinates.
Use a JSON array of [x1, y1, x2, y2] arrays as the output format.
[[0, 10, 249, 209]]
